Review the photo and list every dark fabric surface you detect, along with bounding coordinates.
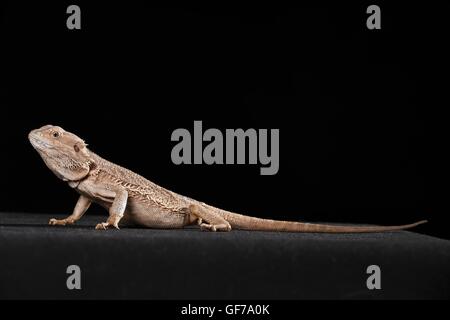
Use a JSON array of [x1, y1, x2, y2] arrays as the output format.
[[0, 212, 449, 299]]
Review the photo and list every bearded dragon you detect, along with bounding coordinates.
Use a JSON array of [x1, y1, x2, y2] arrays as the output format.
[[28, 125, 427, 232]]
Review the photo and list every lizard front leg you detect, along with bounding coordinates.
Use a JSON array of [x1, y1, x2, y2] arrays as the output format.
[[49, 195, 91, 226], [188, 204, 231, 232], [95, 186, 128, 230]]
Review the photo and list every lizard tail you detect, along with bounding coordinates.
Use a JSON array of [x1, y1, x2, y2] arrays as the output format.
[[221, 211, 427, 233]]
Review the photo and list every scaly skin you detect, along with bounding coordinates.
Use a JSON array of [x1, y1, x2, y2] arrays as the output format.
[[28, 125, 427, 232]]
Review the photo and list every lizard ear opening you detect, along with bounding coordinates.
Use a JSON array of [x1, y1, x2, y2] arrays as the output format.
[[73, 141, 96, 170], [74, 142, 93, 161], [74, 141, 88, 153]]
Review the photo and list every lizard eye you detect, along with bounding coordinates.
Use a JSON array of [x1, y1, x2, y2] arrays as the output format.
[[52, 132, 60, 138]]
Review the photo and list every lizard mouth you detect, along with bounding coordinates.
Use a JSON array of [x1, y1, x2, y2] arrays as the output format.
[[28, 134, 53, 150]]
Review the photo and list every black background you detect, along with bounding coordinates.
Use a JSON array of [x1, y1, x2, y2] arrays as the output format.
[[1, 2, 448, 238]]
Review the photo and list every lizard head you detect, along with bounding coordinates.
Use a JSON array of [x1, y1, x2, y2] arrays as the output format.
[[28, 125, 95, 182]]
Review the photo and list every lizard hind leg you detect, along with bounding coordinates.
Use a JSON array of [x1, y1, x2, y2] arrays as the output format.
[[188, 204, 231, 232]]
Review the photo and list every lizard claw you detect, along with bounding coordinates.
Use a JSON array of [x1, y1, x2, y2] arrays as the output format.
[[200, 223, 217, 232], [95, 222, 107, 230], [200, 222, 231, 232], [49, 218, 67, 226], [95, 222, 120, 230]]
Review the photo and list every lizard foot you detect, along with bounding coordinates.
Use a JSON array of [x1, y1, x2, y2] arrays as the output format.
[[95, 222, 120, 230], [187, 204, 231, 231], [200, 223, 231, 232], [49, 218, 74, 226], [95, 215, 122, 230]]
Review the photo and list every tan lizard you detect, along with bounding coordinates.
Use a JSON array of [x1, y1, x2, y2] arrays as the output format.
[[28, 125, 427, 232]]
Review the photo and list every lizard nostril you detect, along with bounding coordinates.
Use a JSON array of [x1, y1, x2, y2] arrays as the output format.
[[28, 130, 41, 142]]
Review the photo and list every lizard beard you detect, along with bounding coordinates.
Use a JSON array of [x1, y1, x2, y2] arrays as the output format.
[[40, 152, 91, 182]]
